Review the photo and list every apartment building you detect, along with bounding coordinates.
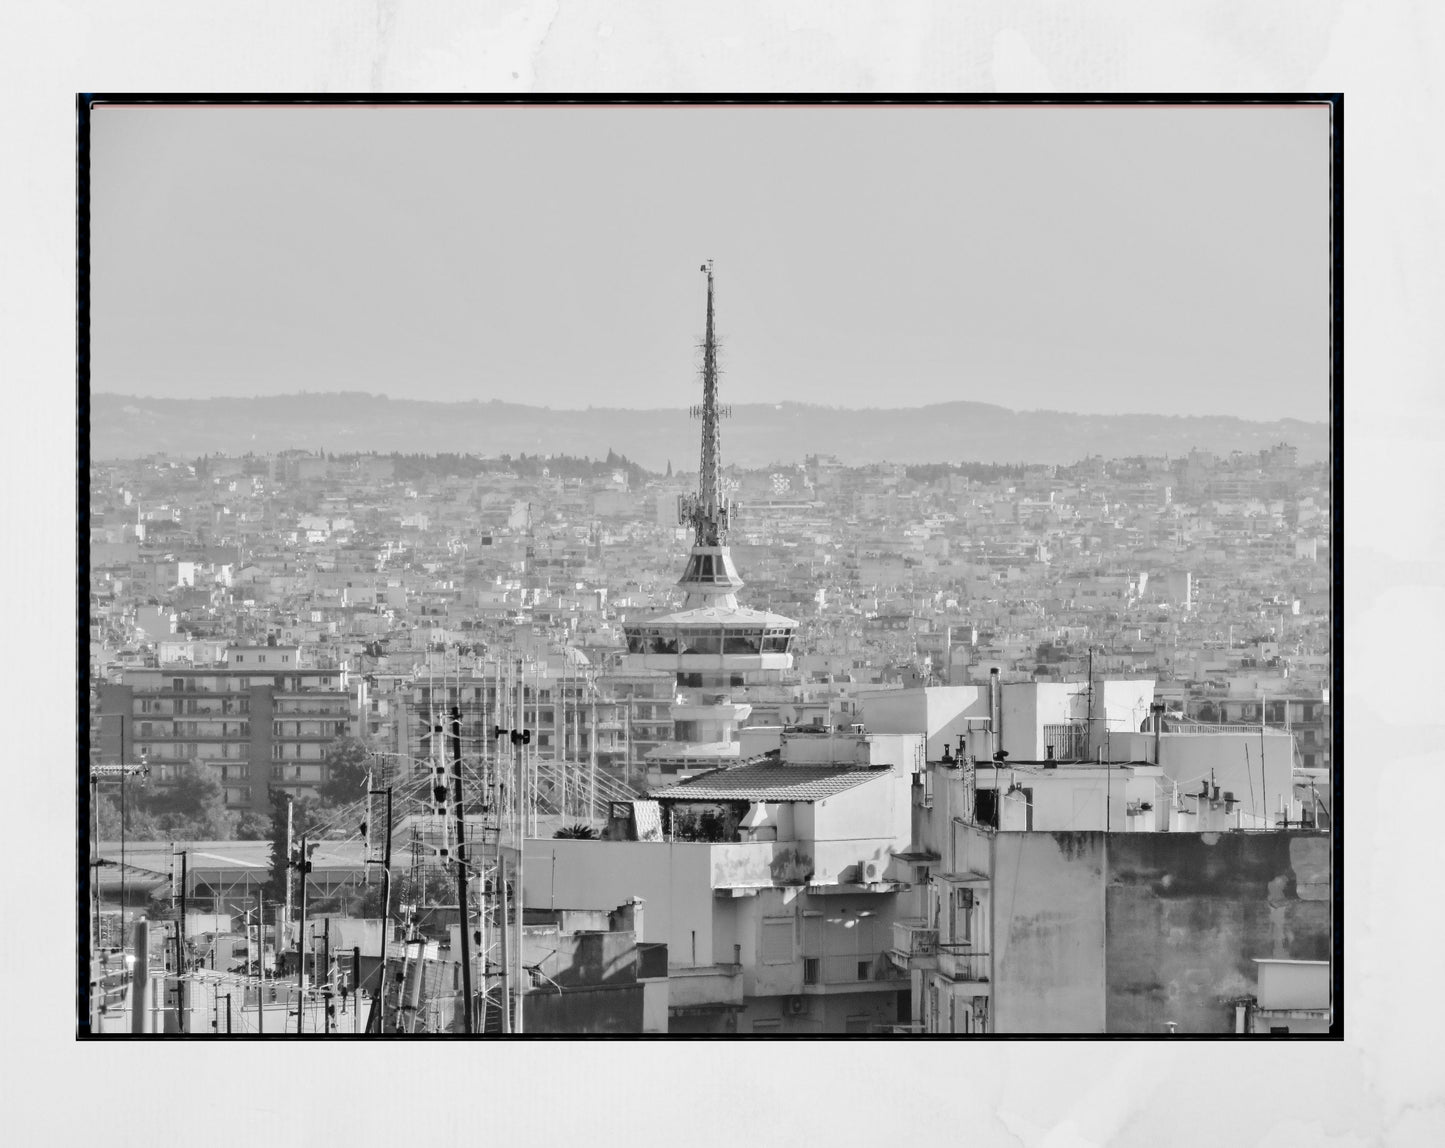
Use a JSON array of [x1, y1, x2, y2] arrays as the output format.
[[96, 645, 355, 813], [523, 728, 923, 1034]]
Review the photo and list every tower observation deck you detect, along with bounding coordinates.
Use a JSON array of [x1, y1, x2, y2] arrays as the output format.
[[622, 263, 799, 782]]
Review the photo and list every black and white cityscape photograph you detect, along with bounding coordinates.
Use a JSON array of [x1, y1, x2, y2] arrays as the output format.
[[79, 97, 1339, 1039]]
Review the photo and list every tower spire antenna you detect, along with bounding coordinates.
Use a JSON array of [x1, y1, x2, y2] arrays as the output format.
[[683, 260, 730, 548]]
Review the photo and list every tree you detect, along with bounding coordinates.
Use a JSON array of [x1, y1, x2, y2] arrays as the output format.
[[317, 736, 376, 808], [145, 763, 237, 840], [94, 786, 161, 840], [553, 823, 597, 840], [263, 787, 316, 906], [234, 809, 272, 841]]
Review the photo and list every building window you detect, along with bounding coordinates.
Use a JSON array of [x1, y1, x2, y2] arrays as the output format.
[[955, 887, 974, 943], [857, 960, 872, 981], [761, 918, 793, 965], [259, 655, 267, 664], [235, 655, 243, 664], [803, 958, 820, 985]]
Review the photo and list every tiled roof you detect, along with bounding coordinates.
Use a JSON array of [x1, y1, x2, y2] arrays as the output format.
[[649, 762, 892, 802]]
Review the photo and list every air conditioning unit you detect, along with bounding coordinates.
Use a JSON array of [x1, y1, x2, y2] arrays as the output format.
[[785, 995, 807, 1016], [857, 859, 880, 884]]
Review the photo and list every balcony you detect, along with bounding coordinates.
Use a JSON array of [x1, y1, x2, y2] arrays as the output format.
[[801, 953, 908, 993], [709, 840, 814, 890], [668, 962, 743, 1010], [891, 919, 939, 970], [936, 944, 990, 986]]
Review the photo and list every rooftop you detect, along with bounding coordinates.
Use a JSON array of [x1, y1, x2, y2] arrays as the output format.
[[650, 761, 892, 803], [638, 605, 798, 628]]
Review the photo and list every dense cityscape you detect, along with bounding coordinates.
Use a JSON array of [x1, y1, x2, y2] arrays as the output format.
[[85, 272, 1333, 1037]]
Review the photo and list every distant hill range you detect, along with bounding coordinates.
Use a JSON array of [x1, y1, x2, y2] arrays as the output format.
[[90, 393, 1328, 470]]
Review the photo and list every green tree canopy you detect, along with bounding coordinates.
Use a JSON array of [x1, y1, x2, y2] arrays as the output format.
[[263, 787, 318, 906], [93, 764, 233, 841], [144, 763, 237, 840], [317, 736, 378, 808]]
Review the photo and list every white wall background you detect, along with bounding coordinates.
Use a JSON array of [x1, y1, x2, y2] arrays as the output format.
[[14, 3, 1440, 1145]]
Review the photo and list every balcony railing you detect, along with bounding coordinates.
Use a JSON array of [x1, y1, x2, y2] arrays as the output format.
[[1041, 723, 1088, 759], [668, 962, 744, 1009], [805, 953, 906, 986], [1167, 722, 1257, 734], [891, 919, 938, 959], [936, 944, 990, 983]]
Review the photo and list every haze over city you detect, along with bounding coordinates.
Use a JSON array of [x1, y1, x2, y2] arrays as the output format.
[[90, 103, 1330, 424]]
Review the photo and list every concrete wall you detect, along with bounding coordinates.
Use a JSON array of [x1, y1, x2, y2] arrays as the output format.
[[1256, 959, 1330, 1011], [924, 688, 989, 759], [858, 686, 988, 761], [949, 814, 993, 880], [711, 897, 740, 965], [866, 733, 926, 774], [992, 832, 1108, 1033], [741, 989, 901, 1035], [522, 840, 714, 967], [781, 731, 870, 764], [983, 768, 1140, 833], [811, 772, 912, 883], [738, 889, 803, 997], [987, 830, 1330, 1034], [1099, 680, 1156, 752], [710, 840, 813, 889], [523, 982, 644, 1034], [1103, 832, 1330, 1034], [1154, 731, 1296, 819]]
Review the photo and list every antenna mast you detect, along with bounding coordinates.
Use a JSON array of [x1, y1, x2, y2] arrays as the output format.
[[680, 260, 731, 547]]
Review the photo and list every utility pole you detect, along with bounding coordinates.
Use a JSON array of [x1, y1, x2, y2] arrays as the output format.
[[322, 916, 332, 1035], [497, 854, 510, 1034], [284, 796, 294, 955], [451, 706, 474, 1034], [624, 702, 632, 793], [120, 751, 127, 947], [255, 890, 264, 1035], [1260, 690, 1269, 827], [589, 677, 597, 825], [368, 787, 393, 1035], [515, 660, 526, 1034], [177, 848, 188, 1037], [295, 833, 308, 1032], [130, 917, 150, 1034]]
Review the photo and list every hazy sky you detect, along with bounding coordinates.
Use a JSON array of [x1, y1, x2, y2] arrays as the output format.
[[90, 102, 1330, 421]]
